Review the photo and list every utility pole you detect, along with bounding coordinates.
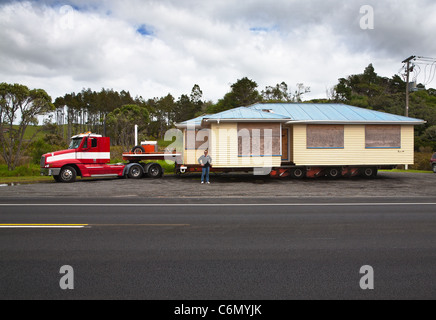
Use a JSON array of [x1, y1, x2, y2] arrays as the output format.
[[402, 55, 416, 171], [402, 55, 416, 118], [401, 55, 436, 171]]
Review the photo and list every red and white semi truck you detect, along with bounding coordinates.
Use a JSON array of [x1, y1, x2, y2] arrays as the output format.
[[40, 133, 181, 183]]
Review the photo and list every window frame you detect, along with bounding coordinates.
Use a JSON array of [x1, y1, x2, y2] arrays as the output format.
[[238, 123, 282, 157], [365, 125, 402, 149], [306, 125, 345, 150]]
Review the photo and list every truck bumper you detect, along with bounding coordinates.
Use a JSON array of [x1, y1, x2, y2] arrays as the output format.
[[40, 168, 61, 177]]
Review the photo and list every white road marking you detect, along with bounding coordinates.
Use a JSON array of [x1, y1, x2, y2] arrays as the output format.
[[0, 203, 436, 207], [0, 225, 86, 229]]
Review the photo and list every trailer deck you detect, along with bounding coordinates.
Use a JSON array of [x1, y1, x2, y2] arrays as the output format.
[[122, 151, 182, 162]]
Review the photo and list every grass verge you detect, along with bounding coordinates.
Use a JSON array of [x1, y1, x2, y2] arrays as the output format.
[[0, 164, 53, 184], [0, 176, 53, 184], [380, 169, 433, 174]]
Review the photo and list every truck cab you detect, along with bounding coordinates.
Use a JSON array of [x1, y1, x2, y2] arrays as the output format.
[[40, 133, 125, 183]]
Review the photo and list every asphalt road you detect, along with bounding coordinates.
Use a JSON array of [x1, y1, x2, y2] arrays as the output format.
[[0, 197, 435, 300], [1, 171, 436, 199]]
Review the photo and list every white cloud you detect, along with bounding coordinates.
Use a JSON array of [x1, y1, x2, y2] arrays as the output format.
[[1, 0, 436, 104]]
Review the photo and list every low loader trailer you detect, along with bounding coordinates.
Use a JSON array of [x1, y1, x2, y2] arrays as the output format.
[[175, 163, 396, 179], [40, 133, 181, 183]]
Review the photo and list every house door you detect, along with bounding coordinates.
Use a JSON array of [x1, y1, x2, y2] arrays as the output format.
[[282, 128, 289, 162]]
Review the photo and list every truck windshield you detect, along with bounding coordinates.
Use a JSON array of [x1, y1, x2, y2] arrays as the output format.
[[69, 138, 83, 149]]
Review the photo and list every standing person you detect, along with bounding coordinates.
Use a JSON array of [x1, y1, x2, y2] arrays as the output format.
[[198, 149, 212, 184]]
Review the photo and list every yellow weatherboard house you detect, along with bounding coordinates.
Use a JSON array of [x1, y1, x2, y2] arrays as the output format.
[[175, 103, 425, 178]]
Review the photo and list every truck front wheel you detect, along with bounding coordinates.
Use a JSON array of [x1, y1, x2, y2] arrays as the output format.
[[433, 164, 436, 173], [59, 166, 77, 183]]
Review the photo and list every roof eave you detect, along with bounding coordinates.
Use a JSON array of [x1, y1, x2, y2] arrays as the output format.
[[203, 118, 290, 123], [175, 123, 204, 129], [285, 120, 427, 125]]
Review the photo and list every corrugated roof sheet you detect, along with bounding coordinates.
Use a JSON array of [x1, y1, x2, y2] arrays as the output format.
[[176, 103, 425, 127], [250, 103, 425, 123], [177, 115, 210, 127], [204, 106, 289, 120]]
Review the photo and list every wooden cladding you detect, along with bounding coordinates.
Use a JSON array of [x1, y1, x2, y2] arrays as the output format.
[[238, 123, 281, 157], [365, 125, 401, 148], [185, 129, 210, 150], [307, 125, 344, 149]]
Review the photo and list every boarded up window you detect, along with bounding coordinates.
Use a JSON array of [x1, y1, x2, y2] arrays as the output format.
[[307, 125, 344, 149], [185, 129, 210, 150], [238, 123, 281, 157], [366, 125, 401, 148]]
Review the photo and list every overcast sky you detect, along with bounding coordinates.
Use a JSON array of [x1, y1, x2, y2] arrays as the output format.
[[1, 0, 436, 103]]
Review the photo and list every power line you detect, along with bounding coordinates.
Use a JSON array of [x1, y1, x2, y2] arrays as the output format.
[[401, 56, 436, 86]]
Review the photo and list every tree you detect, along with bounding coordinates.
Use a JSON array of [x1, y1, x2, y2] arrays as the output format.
[[262, 82, 311, 103], [209, 77, 262, 113], [334, 78, 352, 101], [54, 88, 137, 139], [262, 82, 291, 102], [190, 84, 203, 105], [362, 63, 378, 85], [292, 83, 311, 102], [106, 104, 149, 151], [332, 64, 406, 105], [173, 85, 205, 124], [151, 94, 176, 139], [230, 77, 262, 107], [189, 84, 204, 116], [173, 94, 192, 124], [0, 83, 54, 170], [29, 127, 68, 165], [425, 125, 436, 141]]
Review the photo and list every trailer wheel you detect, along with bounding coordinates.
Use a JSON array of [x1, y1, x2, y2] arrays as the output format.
[[131, 146, 145, 154], [361, 167, 378, 178], [327, 167, 341, 179], [147, 163, 163, 179], [128, 164, 144, 179], [290, 168, 306, 179], [59, 166, 77, 183]]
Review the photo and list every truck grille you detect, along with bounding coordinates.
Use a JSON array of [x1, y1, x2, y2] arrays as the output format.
[[40, 156, 46, 167]]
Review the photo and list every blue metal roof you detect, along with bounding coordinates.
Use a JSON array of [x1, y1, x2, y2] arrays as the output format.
[[204, 106, 289, 121], [249, 103, 425, 124], [177, 115, 210, 127], [176, 103, 425, 127]]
